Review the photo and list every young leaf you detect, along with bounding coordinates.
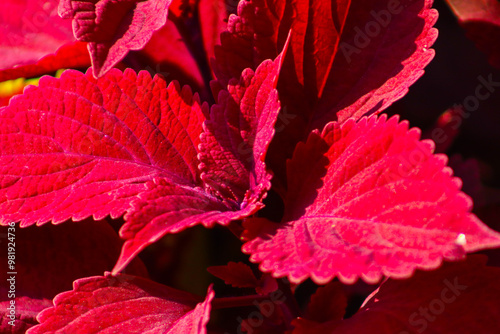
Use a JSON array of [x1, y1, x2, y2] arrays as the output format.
[[294, 256, 500, 333], [27, 274, 214, 334], [0, 0, 74, 69], [117, 53, 285, 273], [58, 0, 172, 77], [445, 0, 500, 69], [243, 115, 500, 284]]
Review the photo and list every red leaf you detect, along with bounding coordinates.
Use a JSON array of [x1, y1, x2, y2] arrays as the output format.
[[213, 0, 350, 100], [314, 0, 438, 125], [116, 53, 285, 273], [445, 0, 500, 69], [200, 56, 282, 204], [58, 0, 172, 77], [304, 281, 347, 323], [0, 297, 52, 334], [224, 0, 438, 190], [198, 0, 228, 75], [243, 115, 500, 284], [212, 0, 288, 87], [0, 219, 147, 333], [294, 256, 500, 334], [208, 262, 260, 288], [27, 274, 214, 334], [136, 18, 205, 90], [0, 0, 90, 81], [0, 0, 74, 69], [0, 68, 205, 226], [0, 42, 90, 82]]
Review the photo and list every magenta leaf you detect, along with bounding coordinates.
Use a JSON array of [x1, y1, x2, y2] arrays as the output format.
[[217, 0, 438, 189], [200, 55, 284, 205], [27, 273, 214, 334], [445, 0, 500, 69], [243, 115, 500, 284], [58, 0, 172, 77], [294, 256, 500, 333]]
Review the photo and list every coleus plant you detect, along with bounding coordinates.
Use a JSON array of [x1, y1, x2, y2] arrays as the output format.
[[1, 0, 500, 333]]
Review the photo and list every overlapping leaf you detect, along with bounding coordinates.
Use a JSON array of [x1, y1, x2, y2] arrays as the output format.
[[27, 274, 214, 333], [58, 0, 172, 77], [0, 68, 206, 225], [0, 50, 284, 274], [214, 0, 438, 188], [118, 53, 285, 273], [243, 115, 500, 284], [0, 219, 147, 333], [445, 0, 500, 69], [293, 256, 500, 333]]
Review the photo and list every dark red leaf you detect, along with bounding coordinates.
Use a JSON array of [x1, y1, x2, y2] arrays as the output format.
[[0, 0, 74, 69], [243, 115, 500, 284], [0, 219, 147, 333], [0, 297, 52, 334], [27, 274, 214, 334], [135, 18, 205, 91], [445, 0, 500, 69], [294, 256, 500, 334], [58, 0, 172, 77], [221, 0, 438, 190], [314, 0, 438, 125], [304, 281, 347, 324], [207, 262, 260, 288]]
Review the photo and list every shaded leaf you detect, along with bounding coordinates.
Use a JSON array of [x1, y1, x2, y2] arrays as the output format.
[[294, 256, 500, 334], [445, 0, 500, 68], [304, 281, 347, 324], [243, 115, 500, 284], [27, 274, 214, 334], [0, 219, 147, 333]]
